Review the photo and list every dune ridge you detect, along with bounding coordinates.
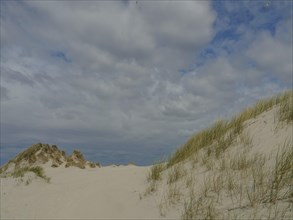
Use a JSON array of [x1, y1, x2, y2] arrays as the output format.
[[1, 90, 292, 219], [0, 143, 100, 175]]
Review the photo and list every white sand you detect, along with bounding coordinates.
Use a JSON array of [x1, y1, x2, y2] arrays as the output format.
[[1, 106, 292, 219], [151, 107, 293, 219], [1, 165, 165, 219]]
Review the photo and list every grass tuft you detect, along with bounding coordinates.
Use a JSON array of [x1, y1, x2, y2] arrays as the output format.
[[268, 141, 293, 203], [11, 166, 50, 183], [278, 91, 293, 123], [167, 164, 186, 184], [13, 143, 43, 164], [147, 162, 165, 182], [168, 120, 230, 167]]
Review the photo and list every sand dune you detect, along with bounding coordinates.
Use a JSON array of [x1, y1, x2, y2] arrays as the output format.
[[1, 91, 292, 219]]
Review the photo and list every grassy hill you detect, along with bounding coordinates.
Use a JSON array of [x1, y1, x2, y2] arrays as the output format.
[[144, 90, 293, 219]]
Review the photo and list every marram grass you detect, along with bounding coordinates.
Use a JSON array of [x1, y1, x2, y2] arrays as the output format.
[[168, 90, 293, 167], [11, 166, 50, 183], [181, 141, 292, 220], [147, 162, 165, 182], [153, 91, 292, 219]]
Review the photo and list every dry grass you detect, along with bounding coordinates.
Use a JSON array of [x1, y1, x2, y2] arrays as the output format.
[[168, 90, 292, 167], [214, 134, 234, 158], [182, 188, 219, 220], [144, 161, 165, 196], [145, 91, 293, 219], [147, 162, 165, 182], [180, 140, 292, 219], [186, 125, 291, 217], [278, 91, 293, 123], [13, 143, 43, 164], [239, 131, 253, 150], [267, 141, 293, 203], [167, 164, 186, 184], [10, 166, 51, 183], [168, 119, 230, 167], [167, 184, 182, 205], [229, 153, 260, 171]]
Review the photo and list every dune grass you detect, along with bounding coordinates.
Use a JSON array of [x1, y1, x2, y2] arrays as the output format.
[[13, 143, 43, 164], [278, 91, 293, 123], [11, 166, 51, 183], [145, 161, 165, 195], [168, 119, 231, 167], [267, 141, 293, 203], [167, 164, 186, 184], [177, 90, 292, 218], [180, 140, 292, 219], [168, 90, 293, 167], [182, 188, 218, 220], [144, 91, 292, 219], [147, 162, 165, 182]]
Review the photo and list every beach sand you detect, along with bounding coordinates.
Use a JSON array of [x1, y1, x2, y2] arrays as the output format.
[[1, 164, 168, 219], [1, 97, 292, 219]]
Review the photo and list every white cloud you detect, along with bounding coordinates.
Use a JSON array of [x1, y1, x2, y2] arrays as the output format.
[[1, 1, 291, 165], [246, 26, 292, 82]]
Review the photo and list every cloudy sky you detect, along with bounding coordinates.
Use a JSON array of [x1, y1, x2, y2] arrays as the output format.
[[1, 1, 292, 165]]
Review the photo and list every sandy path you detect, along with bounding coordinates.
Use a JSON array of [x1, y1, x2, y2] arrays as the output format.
[[1, 165, 163, 219]]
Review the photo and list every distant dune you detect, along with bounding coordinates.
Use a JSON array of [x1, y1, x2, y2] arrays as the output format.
[[0, 143, 100, 173], [1, 90, 292, 219]]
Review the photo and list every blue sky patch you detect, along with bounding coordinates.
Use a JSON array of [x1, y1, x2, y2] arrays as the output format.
[[50, 51, 71, 63]]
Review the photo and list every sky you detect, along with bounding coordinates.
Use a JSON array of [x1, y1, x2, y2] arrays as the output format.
[[0, 0, 292, 166]]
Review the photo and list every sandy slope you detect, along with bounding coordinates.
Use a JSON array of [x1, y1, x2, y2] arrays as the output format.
[[1, 101, 292, 219], [1, 165, 165, 219], [144, 106, 292, 220]]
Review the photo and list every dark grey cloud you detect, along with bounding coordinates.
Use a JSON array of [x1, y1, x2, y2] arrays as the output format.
[[0, 86, 9, 101], [1, 67, 35, 86], [0, 1, 291, 165]]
